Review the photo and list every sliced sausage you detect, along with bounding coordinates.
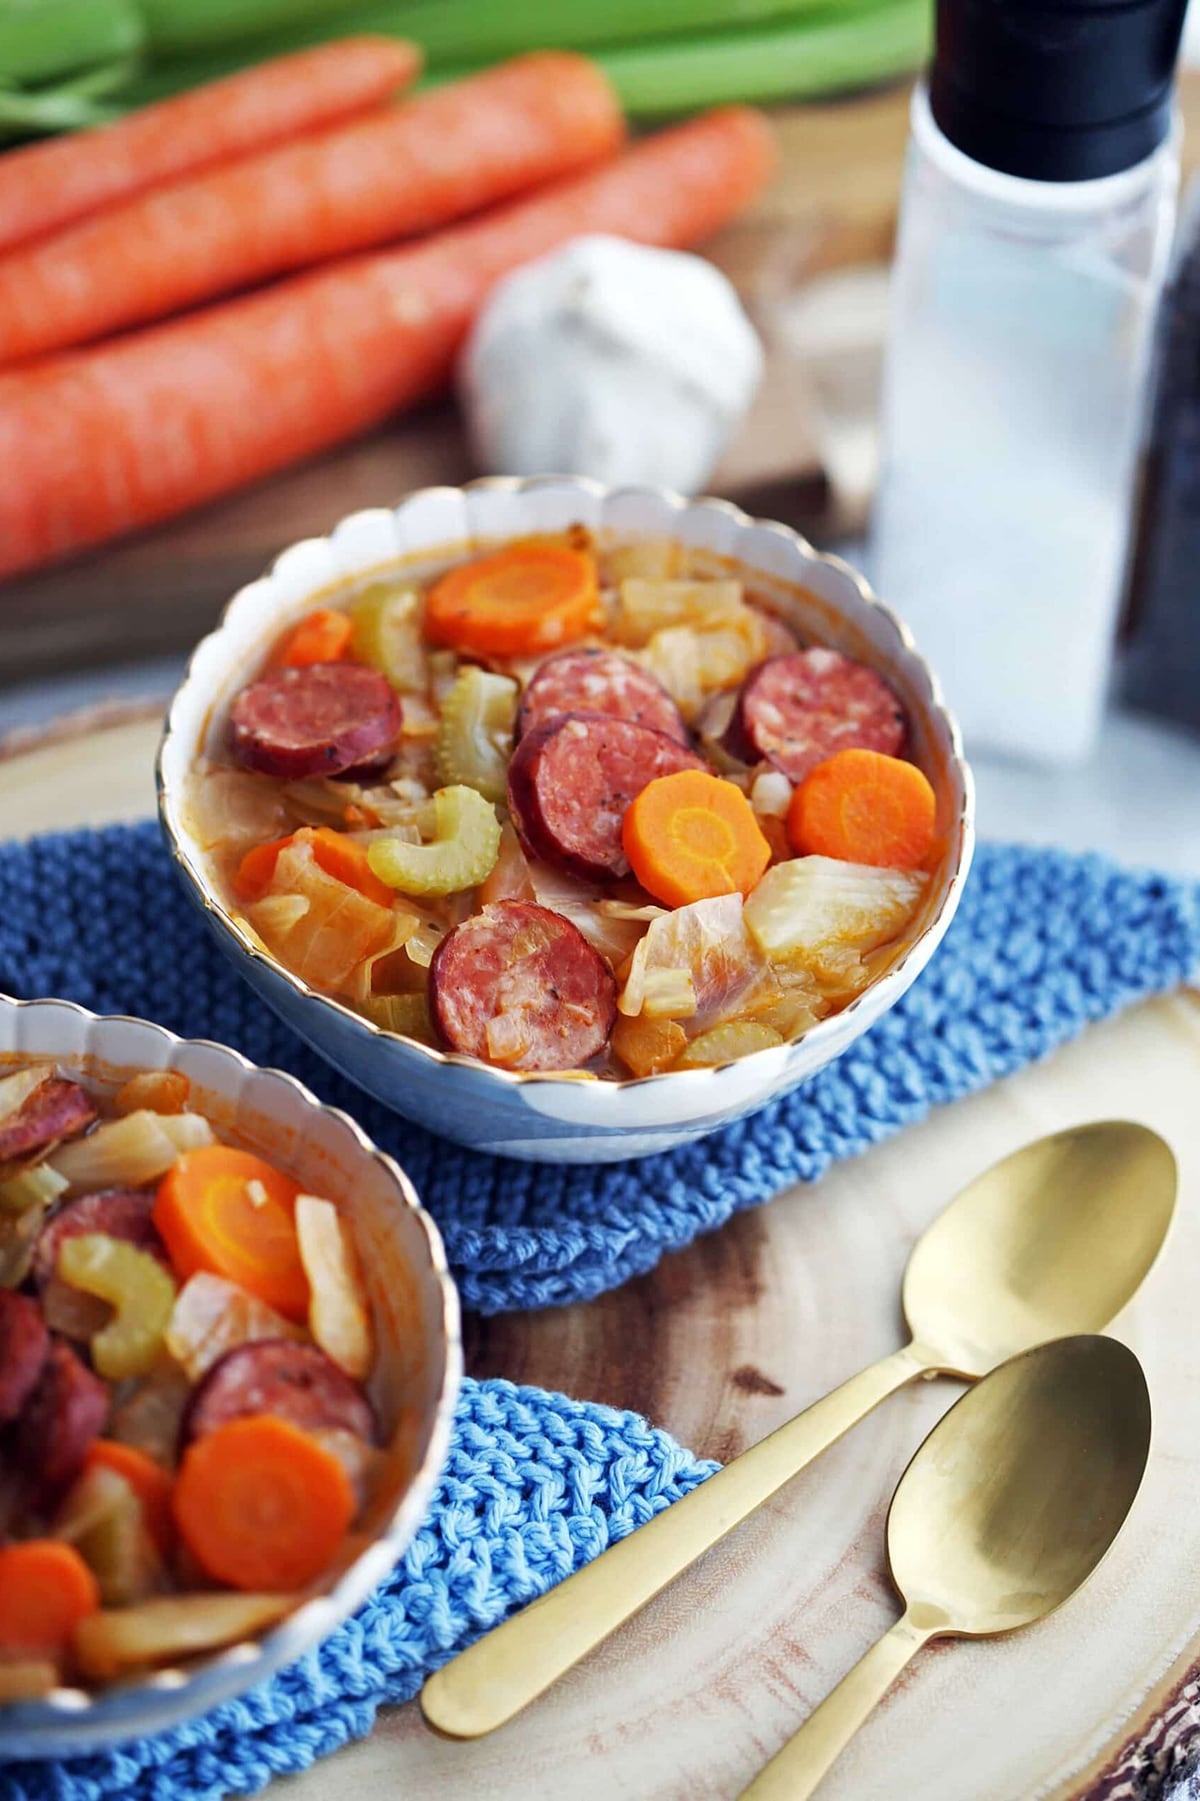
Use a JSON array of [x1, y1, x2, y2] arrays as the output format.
[[14, 1339, 108, 1509], [508, 712, 705, 882], [183, 1340, 377, 1447], [34, 1189, 166, 1291], [517, 649, 688, 745], [729, 649, 907, 784], [229, 661, 402, 781], [0, 1076, 96, 1169], [0, 1292, 49, 1427], [431, 900, 617, 1072]]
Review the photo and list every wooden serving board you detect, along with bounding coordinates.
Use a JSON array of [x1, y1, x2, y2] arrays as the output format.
[[2, 712, 1200, 1801]]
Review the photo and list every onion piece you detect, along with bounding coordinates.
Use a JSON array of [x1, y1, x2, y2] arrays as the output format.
[[74, 1594, 298, 1681], [49, 1110, 214, 1195], [0, 1065, 54, 1129], [295, 1195, 373, 1382], [166, 1271, 305, 1382]]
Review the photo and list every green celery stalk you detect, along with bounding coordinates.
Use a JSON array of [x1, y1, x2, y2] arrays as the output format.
[[262, 0, 848, 65], [592, 0, 931, 113], [0, 0, 143, 83], [140, 0, 367, 54]]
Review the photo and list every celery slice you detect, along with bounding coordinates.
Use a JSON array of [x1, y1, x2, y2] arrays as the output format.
[[350, 583, 426, 692], [0, 1161, 68, 1217], [435, 666, 517, 804], [57, 1233, 178, 1381], [367, 785, 500, 897]]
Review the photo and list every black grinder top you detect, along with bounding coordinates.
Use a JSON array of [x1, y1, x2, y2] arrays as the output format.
[[929, 0, 1188, 182]]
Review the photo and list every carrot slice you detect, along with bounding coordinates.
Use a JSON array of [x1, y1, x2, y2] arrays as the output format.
[[623, 769, 771, 907], [235, 826, 395, 908], [153, 1146, 309, 1321], [275, 609, 354, 669], [425, 544, 602, 658], [0, 1541, 99, 1659], [787, 749, 936, 870], [172, 1416, 355, 1592], [85, 1441, 175, 1557]]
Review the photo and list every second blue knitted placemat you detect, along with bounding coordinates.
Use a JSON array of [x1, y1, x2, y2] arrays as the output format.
[[1, 1377, 716, 1800], [0, 824, 1196, 1313]]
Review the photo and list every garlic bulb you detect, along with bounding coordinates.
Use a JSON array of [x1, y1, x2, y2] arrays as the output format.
[[459, 234, 763, 494]]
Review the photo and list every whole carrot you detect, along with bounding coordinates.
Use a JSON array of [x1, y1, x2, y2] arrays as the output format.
[[0, 38, 422, 259], [0, 107, 775, 580], [0, 54, 624, 368]]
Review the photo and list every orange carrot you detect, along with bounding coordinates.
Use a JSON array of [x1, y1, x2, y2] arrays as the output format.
[[0, 106, 775, 581], [0, 1541, 99, 1659], [426, 544, 602, 658], [623, 769, 771, 907], [235, 825, 395, 907], [275, 609, 354, 669], [173, 1415, 355, 1592], [85, 1441, 175, 1556], [0, 39, 422, 260], [787, 749, 937, 869], [0, 54, 623, 368], [153, 1145, 309, 1321]]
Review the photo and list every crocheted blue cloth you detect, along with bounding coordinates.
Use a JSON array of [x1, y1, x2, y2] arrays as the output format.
[[1, 1377, 716, 1799], [0, 824, 1197, 1314]]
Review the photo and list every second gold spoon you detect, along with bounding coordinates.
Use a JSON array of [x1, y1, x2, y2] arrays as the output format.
[[421, 1120, 1175, 1740]]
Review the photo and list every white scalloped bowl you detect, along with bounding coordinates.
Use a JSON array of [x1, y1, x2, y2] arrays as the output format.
[[0, 995, 461, 1761], [158, 478, 974, 1163]]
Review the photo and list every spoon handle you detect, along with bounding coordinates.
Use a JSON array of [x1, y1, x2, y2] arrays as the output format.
[[420, 1343, 928, 1740], [739, 1614, 933, 1801]]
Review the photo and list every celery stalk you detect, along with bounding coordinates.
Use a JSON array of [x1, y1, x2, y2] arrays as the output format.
[[115, 0, 927, 116], [271, 0, 845, 65], [593, 0, 931, 114], [0, 0, 143, 83], [140, 0, 364, 54]]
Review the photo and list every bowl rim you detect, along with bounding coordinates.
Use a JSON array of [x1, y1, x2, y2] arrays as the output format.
[[0, 991, 462, 1736], [157, 474, 976, 1097]]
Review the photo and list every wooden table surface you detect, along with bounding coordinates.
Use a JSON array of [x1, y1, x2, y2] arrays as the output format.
[[2, 713, 1200, 1801]]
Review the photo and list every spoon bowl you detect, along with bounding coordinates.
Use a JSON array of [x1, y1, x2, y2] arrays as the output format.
[[891, 1334, 1153, 1636], [903, 1121, 1176, 1377], [741, 1335, 1152, 1798]]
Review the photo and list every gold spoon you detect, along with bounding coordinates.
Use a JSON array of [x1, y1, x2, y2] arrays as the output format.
[[739, 1333, 1152, 1799], [421, 1121, 1174, 1740]]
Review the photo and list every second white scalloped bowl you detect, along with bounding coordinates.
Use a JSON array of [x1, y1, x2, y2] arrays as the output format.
[[158, 478, 974, 1163], [0, 995, 460, 1761]]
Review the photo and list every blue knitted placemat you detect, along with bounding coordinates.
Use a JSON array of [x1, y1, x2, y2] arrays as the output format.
[[1, 1377, 716, 1798], [1, 823, 1197, 1314]]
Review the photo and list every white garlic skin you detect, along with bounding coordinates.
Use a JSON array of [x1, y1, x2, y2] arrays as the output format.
[[459, 234, 764, 494]]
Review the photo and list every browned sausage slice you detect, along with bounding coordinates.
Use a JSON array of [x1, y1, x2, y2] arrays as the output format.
[[14, 1339, 108, 1508], [229, 661, 402, 781], [517, 649, 688, 745], [0, 1076, 96, 1169], [183, 1340, 377, 1447], [508, 712, 704, 882], [34, 1189, 166, 1291], [431, 900, 617, 1072], [729, 649, 906, 783], [0, 1292, 49, 1427]]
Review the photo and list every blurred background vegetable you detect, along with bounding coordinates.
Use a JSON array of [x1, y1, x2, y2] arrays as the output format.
[[0, 0, 930, 133]]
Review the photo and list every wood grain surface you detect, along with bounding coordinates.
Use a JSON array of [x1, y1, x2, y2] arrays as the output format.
[[2, 717, 1200, 1800]]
